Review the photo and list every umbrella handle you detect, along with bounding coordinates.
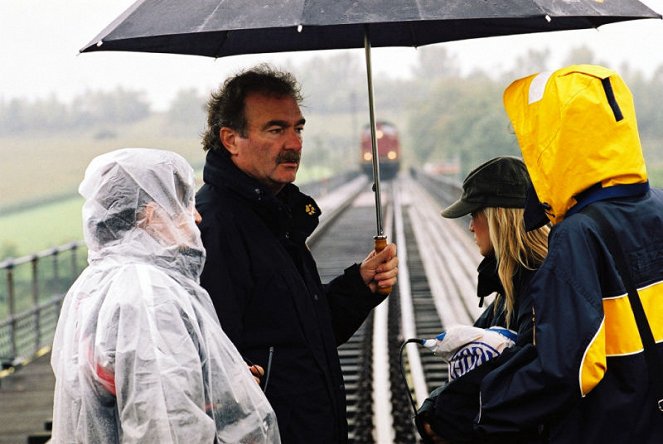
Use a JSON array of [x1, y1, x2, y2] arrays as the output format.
[[374, 235, 392, 296]]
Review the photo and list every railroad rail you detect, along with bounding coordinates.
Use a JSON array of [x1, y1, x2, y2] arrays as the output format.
[[0, 170, 486, 444], [309, 171, 484, 443]]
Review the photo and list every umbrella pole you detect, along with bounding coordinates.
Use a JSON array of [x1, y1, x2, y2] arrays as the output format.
[[364, 29, 391, 296]]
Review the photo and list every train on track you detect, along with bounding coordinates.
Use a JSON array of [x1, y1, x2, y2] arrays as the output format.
[[359, 120, 401, 180]]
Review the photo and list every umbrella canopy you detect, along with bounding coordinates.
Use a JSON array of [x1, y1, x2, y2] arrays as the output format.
[[80, 0, 660, 256], [81, 0, 659, 57]]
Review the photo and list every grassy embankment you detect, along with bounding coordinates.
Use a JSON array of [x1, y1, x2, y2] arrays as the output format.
[[0, 115, 204, 258], [0, 112, 360, 258]]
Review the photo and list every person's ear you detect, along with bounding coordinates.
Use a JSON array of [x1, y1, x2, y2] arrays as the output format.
[[137, 202, 157, 228], [220, 127, 239, 155]]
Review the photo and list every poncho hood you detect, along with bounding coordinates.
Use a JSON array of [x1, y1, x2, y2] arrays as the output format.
[[503, 64, 647, 225], [79, 148, 205, 280]]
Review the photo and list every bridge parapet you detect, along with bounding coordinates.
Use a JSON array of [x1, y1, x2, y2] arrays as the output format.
[[0, 241, 86, 373]]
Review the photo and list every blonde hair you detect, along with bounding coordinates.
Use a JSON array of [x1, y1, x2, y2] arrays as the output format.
[[483, 207, 549, 327]]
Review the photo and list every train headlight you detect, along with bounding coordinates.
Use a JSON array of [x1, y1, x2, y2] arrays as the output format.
[[387, 151, 398, 160], [363, 152, 373, 161]]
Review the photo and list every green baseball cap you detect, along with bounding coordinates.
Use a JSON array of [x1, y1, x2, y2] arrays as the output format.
[[441, 156, 530, 219]]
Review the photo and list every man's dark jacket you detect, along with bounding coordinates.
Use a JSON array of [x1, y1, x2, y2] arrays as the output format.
[[196, 149, 386, 443]]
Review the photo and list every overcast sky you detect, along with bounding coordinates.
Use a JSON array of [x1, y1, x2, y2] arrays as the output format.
[[2, 0, 663, 110]]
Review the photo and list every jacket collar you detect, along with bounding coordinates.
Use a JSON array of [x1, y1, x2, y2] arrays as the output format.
[[477, 254, 503, 307], [203, 149, 321, 240], [566, 182, 649, 218], [203, 148, 270, 202]]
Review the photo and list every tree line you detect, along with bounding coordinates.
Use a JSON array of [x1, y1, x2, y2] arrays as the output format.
[[290, 45, 663, 177], [0, 88, 151, 134], [0, 87, 208, 136], [405, 46, 663, 176], [3, 45, 663, 177]]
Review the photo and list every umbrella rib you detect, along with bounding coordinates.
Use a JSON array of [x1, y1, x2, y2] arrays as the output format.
[[408, 22, 419, 48], [200, 2, 232, 57], [212, 30, 230, 58], [198, 3, 225, 32]]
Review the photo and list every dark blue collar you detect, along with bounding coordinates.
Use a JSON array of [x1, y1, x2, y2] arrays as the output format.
[[566, 182, 650, 218]]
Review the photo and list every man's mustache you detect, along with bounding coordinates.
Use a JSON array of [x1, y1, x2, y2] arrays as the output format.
[[276, 151, 301, 164]]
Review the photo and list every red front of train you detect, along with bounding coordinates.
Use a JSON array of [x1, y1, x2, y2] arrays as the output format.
[[360, 121, 401, 180]]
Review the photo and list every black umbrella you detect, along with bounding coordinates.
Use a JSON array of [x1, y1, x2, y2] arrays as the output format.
[[80, 0, 660, 293]]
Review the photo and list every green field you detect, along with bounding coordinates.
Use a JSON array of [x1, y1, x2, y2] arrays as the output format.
[[0, 117, 204, 211], [0, 168, 341, 259], [0, 112, 360, 258], [0, 196, 83, 257], [0, 115, 206, 257], [2, 112, 661, 259]]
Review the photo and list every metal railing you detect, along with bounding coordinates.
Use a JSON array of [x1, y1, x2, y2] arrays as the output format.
[[0, 172, 361, 365], [0, 171, 361, 374], [0, 241, 87, 369]]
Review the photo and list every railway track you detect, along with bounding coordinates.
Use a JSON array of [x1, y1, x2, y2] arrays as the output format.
[[310, 172, 485, 443]]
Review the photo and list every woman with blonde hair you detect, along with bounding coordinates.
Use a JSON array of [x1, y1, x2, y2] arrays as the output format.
[[418, 156, 549, 444], [479, 203, 549, 330]]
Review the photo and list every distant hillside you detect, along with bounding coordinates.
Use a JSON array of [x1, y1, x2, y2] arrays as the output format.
[[0, 108, 373, 215], [0, 114, 204, 213]]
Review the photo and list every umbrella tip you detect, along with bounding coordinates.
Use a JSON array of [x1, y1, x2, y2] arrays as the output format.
[[96, 40, 104, 48], [297, 24, 303, 33], [545, 14, 551, 23]]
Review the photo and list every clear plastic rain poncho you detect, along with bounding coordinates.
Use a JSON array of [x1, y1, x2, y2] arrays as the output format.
[[51, 148, 280, 443]]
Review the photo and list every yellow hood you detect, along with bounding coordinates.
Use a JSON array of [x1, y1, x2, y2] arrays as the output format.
[[503, 65, 647, 225]]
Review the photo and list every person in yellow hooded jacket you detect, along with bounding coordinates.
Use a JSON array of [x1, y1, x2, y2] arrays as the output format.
[[473, 65, 663, 442]]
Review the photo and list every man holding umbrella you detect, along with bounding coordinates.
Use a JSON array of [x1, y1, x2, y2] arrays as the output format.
[[195, 64, 398, 443]]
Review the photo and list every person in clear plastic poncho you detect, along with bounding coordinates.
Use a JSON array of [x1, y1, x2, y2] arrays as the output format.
[[51, 148, 280, 443]]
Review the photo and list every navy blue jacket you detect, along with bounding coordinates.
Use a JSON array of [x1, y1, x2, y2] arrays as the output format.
[[477, 189, 663, 442], [196, 149, 385, 443], [424, 255, 540, 444], [474, 254, 535, 345]]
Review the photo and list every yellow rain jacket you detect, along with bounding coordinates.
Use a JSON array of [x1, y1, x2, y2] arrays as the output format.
[[475, 66, 663, 443]]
